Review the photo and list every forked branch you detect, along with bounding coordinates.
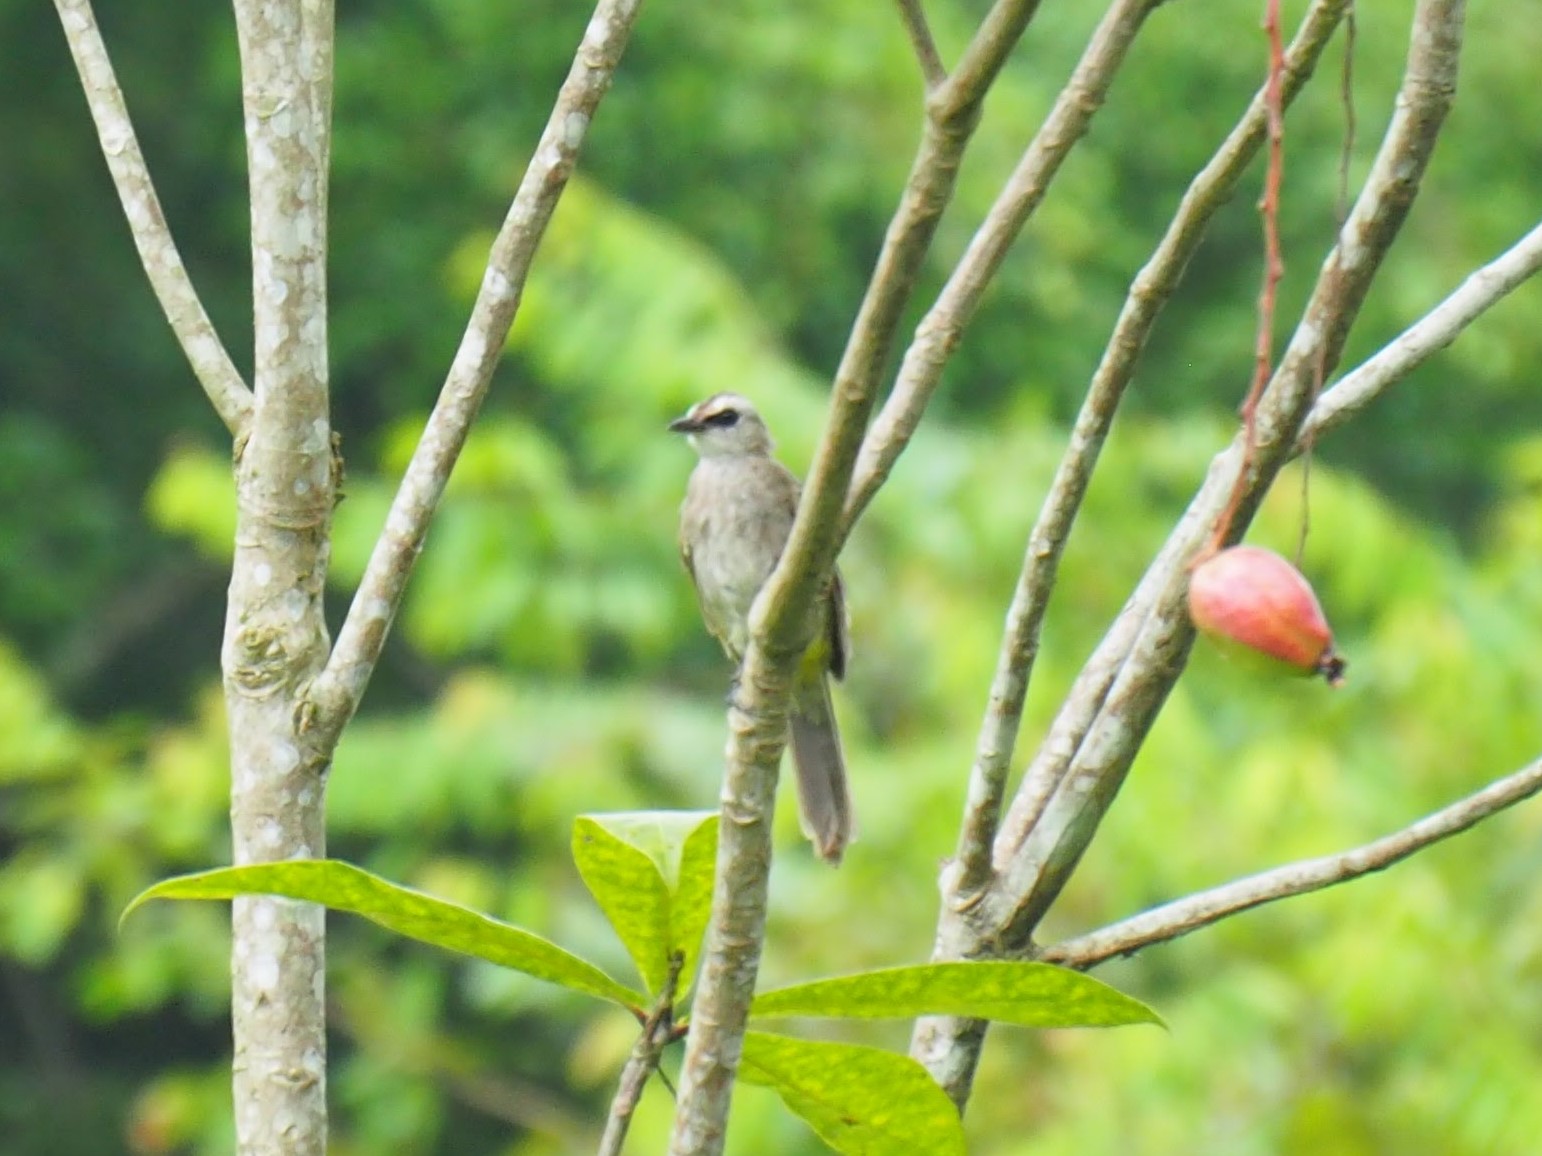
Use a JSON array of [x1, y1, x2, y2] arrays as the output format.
[[846, 0, 1164, 538], [302, 0, 647, 753], [599, 954, 684, 1156], [991, 0, 1467, 926]]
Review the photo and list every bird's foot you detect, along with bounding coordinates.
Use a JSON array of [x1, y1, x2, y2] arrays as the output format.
[[726, 672, 753, 714]]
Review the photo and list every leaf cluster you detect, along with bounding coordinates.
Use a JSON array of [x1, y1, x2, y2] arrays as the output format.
[[125, 813, 1159, 1154]]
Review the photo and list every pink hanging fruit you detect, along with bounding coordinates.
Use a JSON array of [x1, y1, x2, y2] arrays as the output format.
[[1186, 545, 1346, 686]]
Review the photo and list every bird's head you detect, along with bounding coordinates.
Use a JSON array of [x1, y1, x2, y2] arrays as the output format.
[[667, 393, 774, 458]]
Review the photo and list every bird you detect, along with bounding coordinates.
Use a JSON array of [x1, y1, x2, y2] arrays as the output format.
[[669, 392, 852, 864]]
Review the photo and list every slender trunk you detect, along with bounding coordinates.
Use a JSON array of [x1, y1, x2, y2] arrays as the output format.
[[227, 3, 335, 1153]]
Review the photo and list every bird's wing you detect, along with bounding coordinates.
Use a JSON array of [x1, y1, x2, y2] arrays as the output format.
[[828, 565, 849, 682], [679, 530, 697, 588], [677, 500, 715, 639]]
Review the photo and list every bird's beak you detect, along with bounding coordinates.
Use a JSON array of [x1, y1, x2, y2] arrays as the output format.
[[668, 413, 702, 434]]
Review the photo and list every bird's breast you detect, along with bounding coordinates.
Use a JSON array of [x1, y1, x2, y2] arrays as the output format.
[[683, 459, 797, 650]]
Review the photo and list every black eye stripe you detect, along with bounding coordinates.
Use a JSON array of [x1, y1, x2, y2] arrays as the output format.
[[703, 409, 740, 428]]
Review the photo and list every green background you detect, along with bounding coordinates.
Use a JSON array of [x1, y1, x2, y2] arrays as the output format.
[[3, 1, 1541, 1152]]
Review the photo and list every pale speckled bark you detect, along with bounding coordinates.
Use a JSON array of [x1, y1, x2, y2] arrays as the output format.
[[228, 4, 335, 1154], [53, 0, 252, 436]]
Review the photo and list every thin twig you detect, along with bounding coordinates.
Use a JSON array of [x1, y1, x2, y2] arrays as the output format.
[[1338, 6, 1359, 226], [1303, 218, 1542, 443], [846, 0, 1162, 538], [302, 0, 646, 753], [1210, 0, 1289, 556], [1297, 2, 1358, 564], [893, 0, 947, 90], [947, 0, 1048, 107], [1044, 754, 1542, 969], [599, 954, 684, 1156], [53, 0, 252, 437], [669, 4, 1051, 1152]]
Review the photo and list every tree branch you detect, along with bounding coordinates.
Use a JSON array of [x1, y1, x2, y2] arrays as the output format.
[[946, 0, 1048, 110], [912, 0, 1351, 1098], [226, 3, 336, 1153], [53, 0, 253, 437], [846, 0, 1164, 537], [669, 5, 1052, 1153], [992, 0, 1465, 927], [893, 0, 947, 90], [1044, 754, 1542, 969], [599, 954, 683, 1156], [913, 0, 1466, 1107], [301, 0, 646, 754], [946, 0, 1351, 897], [1304, 217, 1542, 443]]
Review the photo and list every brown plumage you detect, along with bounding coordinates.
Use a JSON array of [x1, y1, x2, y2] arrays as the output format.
[[670, 392, 852, 863]]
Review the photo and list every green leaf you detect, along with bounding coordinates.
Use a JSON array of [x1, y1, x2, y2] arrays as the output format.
[[573, 816, 671, 995], [580, 810, 715, 889], [751, 961, 1162, 1029], [739, 1031, 965, 1156], [670, 812, 718, 997], [572, 811, 717, 998], [123, 861, 641, 1008]]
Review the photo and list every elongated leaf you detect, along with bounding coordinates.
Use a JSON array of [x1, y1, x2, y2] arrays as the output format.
[[573, 811, 717, 999], [573, 816, 671, 994], [740, 1032, 965, 1156], [670, 812, 718, 996], [124, 861, 641, 1007], [751, 961, 1161, 1028]]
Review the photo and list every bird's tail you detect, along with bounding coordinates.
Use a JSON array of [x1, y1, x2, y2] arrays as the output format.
[[788, 671, 853, 865]]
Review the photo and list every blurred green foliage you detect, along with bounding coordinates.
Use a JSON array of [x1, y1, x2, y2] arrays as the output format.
[[4, 0, 1542, 1153]]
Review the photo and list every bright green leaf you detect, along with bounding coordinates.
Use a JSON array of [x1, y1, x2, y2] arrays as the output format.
[[123, 861, 641, 1008], [573, 811, 718, 998], [583, 810, 716, 889], [739, 1031, 965, 1156], [751, 961, 1162, 1029], [572, 816, 672, 995], [670, 812, 718, 997]]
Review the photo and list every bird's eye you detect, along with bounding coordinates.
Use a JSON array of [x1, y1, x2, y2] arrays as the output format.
[[704, 409, 740, 428]]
